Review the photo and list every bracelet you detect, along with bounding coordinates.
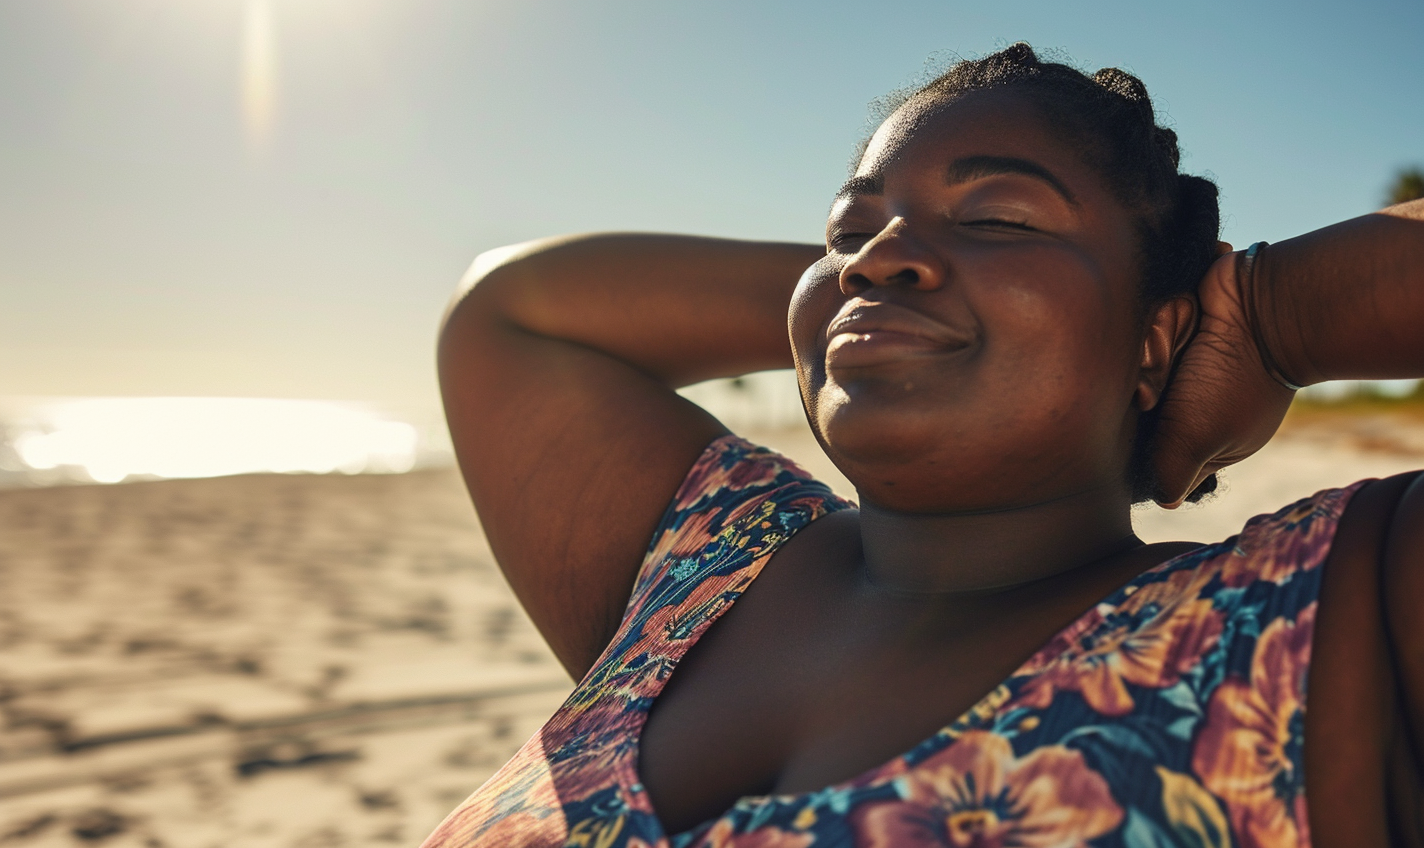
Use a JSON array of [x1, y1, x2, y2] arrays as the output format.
[[1242, 242, 1305, 392]]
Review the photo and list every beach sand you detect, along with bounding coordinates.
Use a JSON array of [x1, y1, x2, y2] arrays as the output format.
[[2, 413, 1421, 846], [0, 470, 566, 847]]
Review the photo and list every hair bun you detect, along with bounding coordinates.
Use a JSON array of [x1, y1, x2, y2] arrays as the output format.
[[1176, 173, 1219, 206], [1153, 127, 1181, 169], [1002, 42, 1039, 66], [1092, 67, 1149, 103]]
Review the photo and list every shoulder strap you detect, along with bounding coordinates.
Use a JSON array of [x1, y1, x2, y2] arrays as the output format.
[[621, 434, 850, 622]]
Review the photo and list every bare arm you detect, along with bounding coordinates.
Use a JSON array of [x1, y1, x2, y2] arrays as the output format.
[[1147, 199, 1424, 787], [438, 233, 823, 678], [1256, 198, 1424, 385], [1150, 199, 1424, 506]]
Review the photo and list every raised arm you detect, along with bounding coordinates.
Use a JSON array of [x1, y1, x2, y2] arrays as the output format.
[[438, 234, 822, 678], [1255, 198, 1424, 386], [1150, 199, 1424, 506]]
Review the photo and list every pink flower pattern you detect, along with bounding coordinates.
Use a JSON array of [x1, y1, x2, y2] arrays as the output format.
[[852, 731, 1122, 847]]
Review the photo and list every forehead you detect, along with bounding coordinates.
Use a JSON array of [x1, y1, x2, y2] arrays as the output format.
[[856, 89, 1090, 189]]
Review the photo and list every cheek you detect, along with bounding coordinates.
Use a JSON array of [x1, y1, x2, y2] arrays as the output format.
[[976, 254, 1133, 381], [970, 272, 1141, 455], [787, 259, 840, 388]]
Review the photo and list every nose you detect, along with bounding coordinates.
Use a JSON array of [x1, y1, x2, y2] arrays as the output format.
[[839, 218, 944, 296]]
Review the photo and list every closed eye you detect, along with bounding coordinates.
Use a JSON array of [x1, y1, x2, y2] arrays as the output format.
[[827, 232, 874, 251], [962, 218, 1037, 231]]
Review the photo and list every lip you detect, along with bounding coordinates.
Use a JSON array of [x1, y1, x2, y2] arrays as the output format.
[[824, 300, 972, 369]]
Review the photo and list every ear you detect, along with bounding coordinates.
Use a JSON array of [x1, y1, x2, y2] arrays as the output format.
[[1134, 296, 1196, 412]]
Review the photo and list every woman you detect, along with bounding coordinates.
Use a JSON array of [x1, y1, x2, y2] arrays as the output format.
[[424, 45, 1424, 847]]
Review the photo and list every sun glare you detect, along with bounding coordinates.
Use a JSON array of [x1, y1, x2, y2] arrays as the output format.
[[242, 0, 277, 149], [11, 398, 419, 485]]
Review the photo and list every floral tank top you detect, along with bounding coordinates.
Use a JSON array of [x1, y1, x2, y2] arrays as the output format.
[[420, 435, 1366, 848]]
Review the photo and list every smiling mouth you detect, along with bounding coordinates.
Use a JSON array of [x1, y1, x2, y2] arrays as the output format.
[[824, 301, 972, 370]]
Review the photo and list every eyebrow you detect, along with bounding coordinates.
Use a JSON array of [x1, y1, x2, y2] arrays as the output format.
[[947, 156, 1078, 206], [834, 173, 884, 202], [833, 155, 1078, 206]]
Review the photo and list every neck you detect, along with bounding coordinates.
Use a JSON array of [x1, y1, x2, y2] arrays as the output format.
[[856, 484, 1140, 597]]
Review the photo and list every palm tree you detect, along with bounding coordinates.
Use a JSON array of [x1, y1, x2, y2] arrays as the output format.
[[1387, 167, 1424, 206]]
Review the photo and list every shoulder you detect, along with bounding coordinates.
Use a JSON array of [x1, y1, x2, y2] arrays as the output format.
[[1294, 471, 1424, 842], [1379, 471, 1424, 568], [628, 434, 854, 607], [1285, 470, 1424, 602], [1369, 470, 1424, 666], [1374, 471, 1424, 830], [661, 434, 850, 529], [1232, 478, 1374, 559], [1329, 470, 1424, 571]]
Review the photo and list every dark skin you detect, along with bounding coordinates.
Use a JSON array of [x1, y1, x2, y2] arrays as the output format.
[[438, 88, 1424, 842]]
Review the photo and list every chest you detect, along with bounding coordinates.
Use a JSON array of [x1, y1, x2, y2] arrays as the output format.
[[636, 519, 1181, 836], [629, 497, 1408, 848]]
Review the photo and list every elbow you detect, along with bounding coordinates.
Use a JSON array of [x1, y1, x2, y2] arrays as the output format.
[[439, 234, 599, 340], [436, 247, 529, 384], [440, 241, 539, 336]]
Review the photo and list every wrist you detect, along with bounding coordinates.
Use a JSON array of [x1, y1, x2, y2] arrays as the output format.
[[1240, 243, 1306, 391]]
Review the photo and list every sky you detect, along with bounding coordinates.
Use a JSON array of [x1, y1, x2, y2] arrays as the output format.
[[1, 0, 1420, 423]]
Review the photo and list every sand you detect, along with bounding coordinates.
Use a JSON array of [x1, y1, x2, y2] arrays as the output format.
[[1, 416, 1421, 846], [0, 470, 566, 847]]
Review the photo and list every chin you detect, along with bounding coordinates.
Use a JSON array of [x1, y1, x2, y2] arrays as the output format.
[[816, 408, 1097, 515], [812, 384, 948, 466], [815, 409, 976, 511]]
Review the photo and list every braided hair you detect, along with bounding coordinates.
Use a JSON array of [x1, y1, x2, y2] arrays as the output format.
[[862, 43, 1222, 503]]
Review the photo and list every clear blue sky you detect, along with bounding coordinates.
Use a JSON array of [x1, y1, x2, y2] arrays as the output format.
[[1, 0, 1419, 419]]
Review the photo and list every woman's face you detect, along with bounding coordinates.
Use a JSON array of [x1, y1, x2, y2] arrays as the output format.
[[790, 88, 1154, 513]]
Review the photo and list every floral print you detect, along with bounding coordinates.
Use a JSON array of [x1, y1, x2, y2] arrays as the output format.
[[419, 435, 1367, 848], [1192, 604, 1316, 848], [852, 731, 1121, 847], [1012, 592, 1224, 716]]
